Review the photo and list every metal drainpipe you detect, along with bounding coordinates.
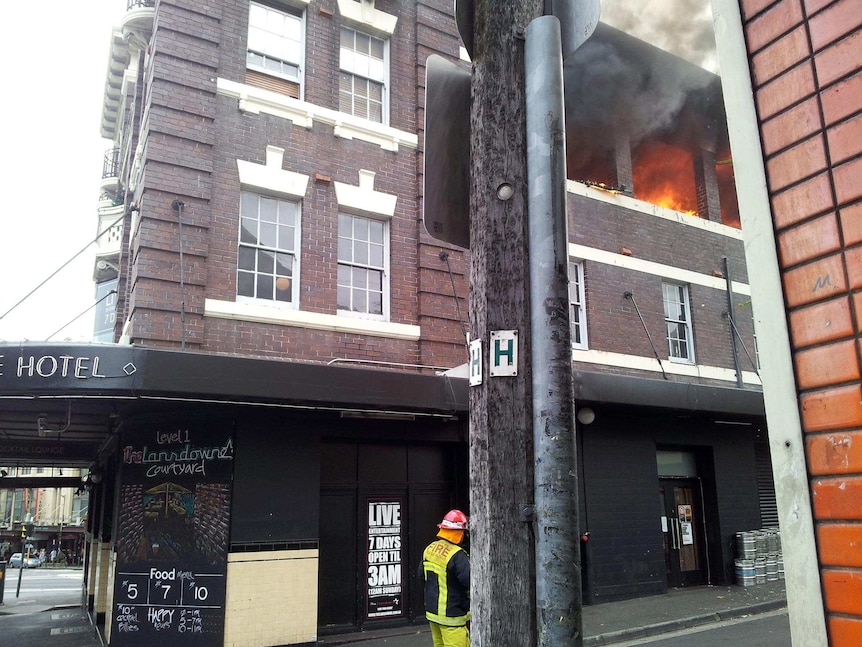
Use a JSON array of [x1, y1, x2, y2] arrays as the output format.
[[723, 257, 743, 387], [171, 199, 187, 350]]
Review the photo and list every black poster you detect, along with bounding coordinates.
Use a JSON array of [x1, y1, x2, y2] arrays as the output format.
[[111, 425, 234, 645], [365, 498, 403, 619]]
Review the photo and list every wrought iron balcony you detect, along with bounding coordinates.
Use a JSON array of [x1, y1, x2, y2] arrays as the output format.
[[102, 147, 121, 180]]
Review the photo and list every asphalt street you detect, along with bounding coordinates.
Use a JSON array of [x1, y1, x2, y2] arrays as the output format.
[[0, 566, 101, 647]]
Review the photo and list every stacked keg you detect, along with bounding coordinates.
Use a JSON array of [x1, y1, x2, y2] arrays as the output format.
[[735, 527, 783, 586]]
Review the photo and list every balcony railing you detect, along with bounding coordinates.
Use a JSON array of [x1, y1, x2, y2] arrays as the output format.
[[127, 0, 155, 8], [102, 147, 121, 180]]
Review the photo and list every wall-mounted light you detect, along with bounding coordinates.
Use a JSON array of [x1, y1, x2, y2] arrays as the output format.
[[576, 407, 596, 425], [96, 259, 120, 272], [497, 183, 514, 201]]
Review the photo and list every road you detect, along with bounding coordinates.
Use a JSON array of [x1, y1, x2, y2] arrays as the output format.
[[0, 566, 101, 647], [2, 566, 84, 608], [613, 609, 791, 646]]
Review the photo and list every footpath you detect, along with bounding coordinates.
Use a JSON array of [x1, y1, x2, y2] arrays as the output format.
[[320, 581, 788, 646]]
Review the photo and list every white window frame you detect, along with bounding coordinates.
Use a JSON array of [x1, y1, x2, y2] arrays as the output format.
[[337, 212, 390, 321], [247, 2, 306, 95], [569, 261, 588, 349], [662, 282, 695, 364], [339, 26, 389, 125], [237, 191, 302, 308]]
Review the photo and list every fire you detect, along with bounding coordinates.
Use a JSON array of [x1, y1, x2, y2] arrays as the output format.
[[633, 140, 699, 215]]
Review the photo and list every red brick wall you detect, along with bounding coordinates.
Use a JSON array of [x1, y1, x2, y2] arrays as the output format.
[[740, 0, 862, 642]]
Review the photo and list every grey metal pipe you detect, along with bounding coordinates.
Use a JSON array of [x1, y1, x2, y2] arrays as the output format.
[[525, 15, 582, 647], [723, 257, 743, 387]]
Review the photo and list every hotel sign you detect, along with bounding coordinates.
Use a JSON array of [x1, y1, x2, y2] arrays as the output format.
[[0, 345, 138, 390]]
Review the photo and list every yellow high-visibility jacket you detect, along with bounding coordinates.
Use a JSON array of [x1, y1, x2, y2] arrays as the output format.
[[422, 538, 470, 626]]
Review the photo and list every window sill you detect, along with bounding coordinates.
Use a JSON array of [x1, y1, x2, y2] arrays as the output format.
[[205, 298, 420, 340], [217, 77, 418, 152]]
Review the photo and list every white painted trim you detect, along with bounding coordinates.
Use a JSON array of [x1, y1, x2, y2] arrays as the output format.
[[205, 298, 420, 340], [713, 0, 827, 642], [567, 180, 744, 240], [334, 169, 397, 218], [568, 244, 751, 296], [573, 348, 761, 385], [217, 77, 417, 152], [337, 0, 398, 35], [237, 146, 310, 198]]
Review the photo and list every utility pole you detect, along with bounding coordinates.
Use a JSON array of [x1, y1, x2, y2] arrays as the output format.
[[426, 3, 598, 643], [468, 3, 542, 646]]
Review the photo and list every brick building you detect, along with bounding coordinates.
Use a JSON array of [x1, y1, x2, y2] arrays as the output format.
[[0, 2, 790, 646]]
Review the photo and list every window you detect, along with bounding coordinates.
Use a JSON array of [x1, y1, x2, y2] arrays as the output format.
[[337, 213, 388, 318], [569, 261, 588, 349], [247, 2, 304, 96], [339, 27, 387, 123], [662, 282, 694, 363], [237, 192, 300, 306]]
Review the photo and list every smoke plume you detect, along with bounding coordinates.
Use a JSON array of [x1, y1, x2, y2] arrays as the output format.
[[564, 22, 719, 150], [601, 0, 718, 72]]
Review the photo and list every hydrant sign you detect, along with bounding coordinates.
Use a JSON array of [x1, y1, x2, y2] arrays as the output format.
[[366, 499, 403, 619]]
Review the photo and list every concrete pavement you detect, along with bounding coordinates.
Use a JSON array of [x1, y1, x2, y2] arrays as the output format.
[[320, 581, 788, 646]]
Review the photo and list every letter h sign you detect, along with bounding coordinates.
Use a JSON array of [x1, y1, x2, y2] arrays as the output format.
[[468, 331, 518, 386], [489, 330, 518, 377]]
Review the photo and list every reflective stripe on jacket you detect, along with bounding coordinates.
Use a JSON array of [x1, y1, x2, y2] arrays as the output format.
[[423, 538, 470, 626]]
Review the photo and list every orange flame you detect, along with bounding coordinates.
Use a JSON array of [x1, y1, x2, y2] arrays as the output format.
[[633, 140, 699, 215]]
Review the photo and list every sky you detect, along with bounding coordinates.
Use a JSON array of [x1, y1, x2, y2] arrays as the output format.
[[0, 2, 124, 342], [0, 1, 717, 344], [602, 0, 718, 72]]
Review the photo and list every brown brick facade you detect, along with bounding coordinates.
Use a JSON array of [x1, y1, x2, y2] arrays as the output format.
[[118, 0, 469, 371]]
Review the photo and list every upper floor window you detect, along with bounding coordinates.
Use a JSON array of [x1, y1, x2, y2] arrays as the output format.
[[339, 27, 387, 124], [662, 282, 694, 363], [569, 261, 588, 349], [247, 2, 304, 98], [337, 213, 388, 318], [237, 192, 300, 306]]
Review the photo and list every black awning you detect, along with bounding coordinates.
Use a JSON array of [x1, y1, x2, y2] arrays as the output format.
[[0, 343, 468, 414], [573, 369, 765, 416], [0, 343, 469, 465]]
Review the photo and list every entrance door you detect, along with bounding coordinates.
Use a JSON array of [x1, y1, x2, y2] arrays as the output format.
[[659, 478, 706, 588]]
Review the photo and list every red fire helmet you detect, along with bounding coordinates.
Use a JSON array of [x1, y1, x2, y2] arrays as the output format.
[[437, 509, 468, 530]]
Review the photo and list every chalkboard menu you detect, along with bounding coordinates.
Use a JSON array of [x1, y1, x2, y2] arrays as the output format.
[[366, 498, 403, 620], [111, 425, 234, 645]]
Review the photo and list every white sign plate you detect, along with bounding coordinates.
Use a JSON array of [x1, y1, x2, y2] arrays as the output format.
[[489, 330, 518, 377], [469, 338, 483, 386]]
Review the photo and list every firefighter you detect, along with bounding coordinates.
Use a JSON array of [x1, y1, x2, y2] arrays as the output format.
[[422, 509, 470, 647]]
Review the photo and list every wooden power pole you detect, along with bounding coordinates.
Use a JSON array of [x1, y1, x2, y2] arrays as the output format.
[[468, 3, 543, 646], [426, 2, 597, 643]]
